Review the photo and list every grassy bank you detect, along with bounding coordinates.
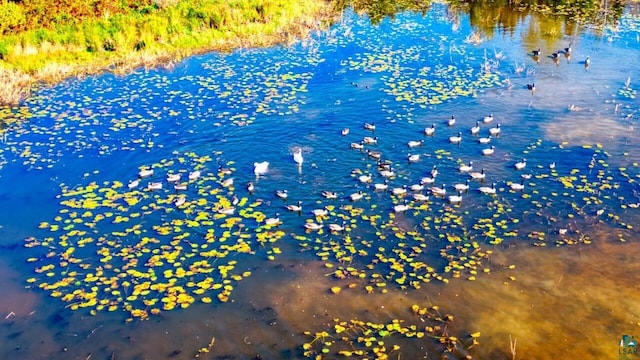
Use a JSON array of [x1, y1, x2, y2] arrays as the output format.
[[0, 0, 339, 105]]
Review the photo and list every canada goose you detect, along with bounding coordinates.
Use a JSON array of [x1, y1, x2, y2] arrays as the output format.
[[412, 193, 430, 202], [275, 189, 288, 199], [482, 146, 495, 156], [478, 135, 491, 144], [584, 56, 590, 68], [449, 132, 462, 144], [367, 150, 382, 160], [470, 168, 486, 181], [128, 179, 140, 190], [521, 173, 532, 180], [341, 128, 350, 136], [188, 170, 201, 181], [459, 161, 473, 173], [363, 136, 378, 145], [509, 179, 525, 191], [564, 44, 572, 53], [527, 83, 536, 93], [286, 200, 303, 212], [217, 206, 235, 215], [358, 174, 372, 183], [304, 222, 323, 231], [147, 182, 163, 191], [174, 196, 186, 207], [379, 169, 395, 178], [232, 194, 239, 206], [253, 161, 269, 176], [420, 176, 436, 185], [138, 168, 154, 178], [489, 124, 501, 136], [393, 201, 410, 213], [312, 207, 329, 217], [247, 182, 255, 194], [549, 162, 556, 169], [350, 191, 364, 202], [410, 183, 424, 192], [470, 121, 481, 134], [424, 124, 436, 136], [408, 153, 420, 163], [321, 190, 338, 199], [430, 184, 447, 197], [392, 185, 408, 196], [374, 180, 389, 191], [478, 182, 497, 195], [407, 140, 423, 148], [351, 141, 365, 150], [515, 158, 527, 170], [221, 177, 234, 187], [364, 122, 376, 131], [531, 48, 542, 56], [430, 165, 439, 178], [454, 179, 470, 192], [448, 191, 463, 204], [447, 115, 456, 126], [293, 148, 303, 166], [218, 165, 233, 176], [377, 160, 392, 171], [265, 213, 281, 226], [482, 114, 494, 124], [328, 221, 347, 233], [174, 183, 187, 191]]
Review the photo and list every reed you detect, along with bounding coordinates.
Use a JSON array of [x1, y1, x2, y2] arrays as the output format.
[[0, 0, 340, 105]]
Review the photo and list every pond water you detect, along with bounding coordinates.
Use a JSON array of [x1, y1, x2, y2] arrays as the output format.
[[1, 3, 640, 359]]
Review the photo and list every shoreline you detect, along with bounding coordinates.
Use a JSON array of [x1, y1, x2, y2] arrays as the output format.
[[0, 1, 340, 106]]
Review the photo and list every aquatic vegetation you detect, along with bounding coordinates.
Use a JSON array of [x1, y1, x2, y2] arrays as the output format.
[[301, 304, 480, 358]]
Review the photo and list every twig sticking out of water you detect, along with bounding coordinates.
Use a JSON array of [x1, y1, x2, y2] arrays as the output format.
[[510, 334, 517, 360]]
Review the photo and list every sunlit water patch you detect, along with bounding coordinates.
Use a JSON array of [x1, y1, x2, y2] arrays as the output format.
[[1, 3, 640, 360]]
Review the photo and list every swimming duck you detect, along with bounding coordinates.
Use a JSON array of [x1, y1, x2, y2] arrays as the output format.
[[514, 158, 527, 170], [447, 115, 456, 126], [482, 146, 495, 156], [459, 161, 473, 173], [470, 121, 481, 134], [253, 161, 269, 176], [449, 132, 462, 144], [478, 182, 497, 195], [293, 148, 303, 166], [424, 124, 436, 136], [489, 124, 501, 136]]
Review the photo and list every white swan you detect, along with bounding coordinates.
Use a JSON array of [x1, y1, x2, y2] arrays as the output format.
[[254, 161, 269, 176]]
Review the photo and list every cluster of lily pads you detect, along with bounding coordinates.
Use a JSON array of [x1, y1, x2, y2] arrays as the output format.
[[301, 304, 480, 359]]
